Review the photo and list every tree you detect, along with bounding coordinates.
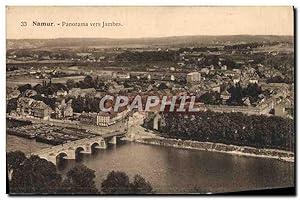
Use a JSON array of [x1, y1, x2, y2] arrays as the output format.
[[158, 83, 168, 90], [228, 83, 243, 105], [101, 171, 154, 194], [6, 98, 18, 113], [157, 111, 294, 151], [8, 153, 62, 194], [199, 92, 220, 105], [66, 79, 75, 89], [58, 164, 98, 194], [130, 174, 153, 194], [7, 151, 26, 171], [17, 84, 32, 94], [84, 75, 93, 87], [101, 171, 131, 194], [33, 84, 43, 94]]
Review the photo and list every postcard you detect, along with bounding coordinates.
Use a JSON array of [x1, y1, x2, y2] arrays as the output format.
[[6, 6, 295, 195]]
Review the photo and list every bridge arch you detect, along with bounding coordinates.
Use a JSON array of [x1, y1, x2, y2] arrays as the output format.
[[75, 146, 85, 161], [56, 152, 68, 166], [91, 142, 100, 153]]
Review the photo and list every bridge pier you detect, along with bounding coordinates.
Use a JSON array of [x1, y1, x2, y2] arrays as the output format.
[[80, 143, 92, 154], [100, 140, 107, 148], [95, 140, 107, 149], [109, 136, 117, 144]]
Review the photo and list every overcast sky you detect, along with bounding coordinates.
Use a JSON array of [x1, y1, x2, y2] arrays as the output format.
[[6, 6, 294, 39]]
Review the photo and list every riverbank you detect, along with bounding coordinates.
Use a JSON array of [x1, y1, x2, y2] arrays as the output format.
[[132, 136, 294, 163]]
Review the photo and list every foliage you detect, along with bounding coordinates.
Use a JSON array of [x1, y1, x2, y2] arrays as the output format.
[[116, 51, 178, 62], [71, 96, 101, 113], [6, 98, 18, 113], [7, 151, 27, 171], [199, 91, 221, 105], [58, 164, 98, 194], [17, 84, 32, 93], [158, 111, 294, 151], [130, 174, 153, 194], [8, 153, 62, 194], [101, 171, 153, 194], [101, 171, 131, 194], [7, 152, 100, 194]]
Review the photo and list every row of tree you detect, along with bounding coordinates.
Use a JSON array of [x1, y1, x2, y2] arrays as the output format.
[[199, 83, 264, 106], [157, 111, 294, 151], [8, 151, 153, 194], [71, 96, 101, 113], [116, 51, 178, 62]]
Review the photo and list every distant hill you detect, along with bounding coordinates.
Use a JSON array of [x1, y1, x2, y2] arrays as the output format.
[[7, 35, 293, 49]]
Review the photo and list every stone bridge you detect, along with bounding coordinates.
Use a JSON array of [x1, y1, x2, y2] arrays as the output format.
[[32, 131, 125, 165]]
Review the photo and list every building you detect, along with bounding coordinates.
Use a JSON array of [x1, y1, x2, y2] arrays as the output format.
[[112, 72, 130, 79], [220, 90, 231, 102], [56, 89, 68, 97], [97, 111, 112, 126], [16, 97, 52, 120], [79, 107, 129, 127], [186, 72, 201, 83], [221, 65, 227, 70], [68, 88, 96, 98], [97, 107, 129, 127], [79, 112, 97, 125], [249, 78, 259, 84], [170, 75, 175, 81], [200, 68, 210, 75], [233, 75, 240, 84], [54, 98, 73, 119], [23, 89, 37, 97]]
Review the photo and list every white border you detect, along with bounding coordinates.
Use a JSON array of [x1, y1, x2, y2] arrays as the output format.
[[1, 1, 298, 199]]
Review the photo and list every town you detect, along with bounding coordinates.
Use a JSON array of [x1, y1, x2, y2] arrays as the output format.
[[6, 35, 295, 191], [6, 37, 294, 147]]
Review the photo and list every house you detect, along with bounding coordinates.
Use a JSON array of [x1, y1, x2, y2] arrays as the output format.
[[170, 75, 175, 81], [96, 111, 112, 126], [220, 90, 231, 102], [7, 89, 20, 100], [242, 97, 251, 106], [23, 89, 37, 97], [56, 89, 68, 97], [115, 72, 130, 79], [200, 68, 210, 75], [108, 83, 124, 94], [233, 75, 240, 84], [221, 65, 227, 70], [68, 88, 96, 98], [16, 97, 52, 120], [79, 112, 98, 125], [249, 78, 259, 84], [186, 72, 201, 84], [211, 86, 221, 93], [54, 98, 73, 119], [97, 107, 129, 127]]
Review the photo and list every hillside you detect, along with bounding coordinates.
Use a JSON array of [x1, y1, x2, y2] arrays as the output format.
[[7, 35, 293, 49]]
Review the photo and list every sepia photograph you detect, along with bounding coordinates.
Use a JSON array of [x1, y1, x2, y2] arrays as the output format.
[[6, 6, 295, 195]]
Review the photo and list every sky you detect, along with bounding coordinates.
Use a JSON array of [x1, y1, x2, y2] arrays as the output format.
[[6, 6, 294, 39]]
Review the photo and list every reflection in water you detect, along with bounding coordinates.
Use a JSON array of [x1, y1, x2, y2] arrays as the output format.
[[7, 135, 294, 193], [57, 142, 294, 193]]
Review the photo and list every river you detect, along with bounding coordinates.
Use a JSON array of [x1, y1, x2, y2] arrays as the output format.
[[7, 135, 294, 194]]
